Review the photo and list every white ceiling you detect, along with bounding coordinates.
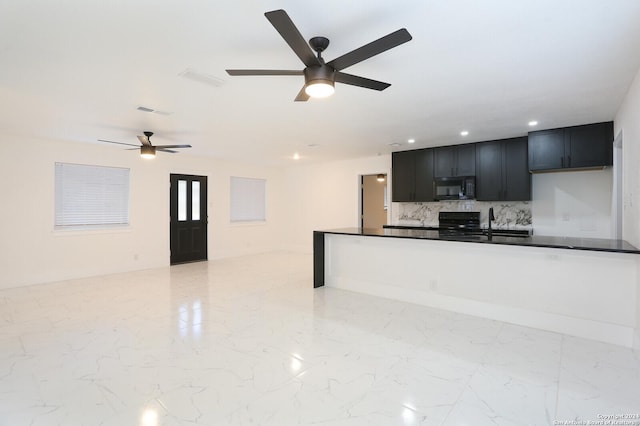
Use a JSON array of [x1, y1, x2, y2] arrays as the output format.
[[2, 0, 640, 166]]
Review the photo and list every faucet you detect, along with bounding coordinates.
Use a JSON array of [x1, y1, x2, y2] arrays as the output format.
[[488, 207, 495, 239]]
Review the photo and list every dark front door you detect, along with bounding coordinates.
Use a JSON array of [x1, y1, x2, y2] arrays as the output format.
[[170, 174, 207, 264]]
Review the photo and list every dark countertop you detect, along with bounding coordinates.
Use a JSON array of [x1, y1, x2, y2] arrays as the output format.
[[317, 227, 640, 254]]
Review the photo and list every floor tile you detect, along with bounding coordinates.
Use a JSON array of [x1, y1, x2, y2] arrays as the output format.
[[1, 251, 639, 425]]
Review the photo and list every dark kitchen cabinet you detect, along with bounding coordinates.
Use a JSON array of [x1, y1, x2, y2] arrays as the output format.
[[528, 122, 613, 172], [391, 151, 414, 202], [527, 129, 564, 170], [476, 137, 530, 201], [568, 123, 613, 168], [475, 141, 502, 200], [391, 149, 434, 202], [434, 144, 476, 177], [504, 138, 531, 200]]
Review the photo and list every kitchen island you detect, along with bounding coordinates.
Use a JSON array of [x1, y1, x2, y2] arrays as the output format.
[[313, 228, 640, 347]]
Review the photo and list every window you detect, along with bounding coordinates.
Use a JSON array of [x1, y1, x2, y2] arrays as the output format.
[[55, 162, 130, 230], [176, 179, 201, 222], [230, 176, 266, 222]]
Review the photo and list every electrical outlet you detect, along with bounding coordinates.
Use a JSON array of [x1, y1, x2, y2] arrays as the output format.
[[429, 279, 438, 291]]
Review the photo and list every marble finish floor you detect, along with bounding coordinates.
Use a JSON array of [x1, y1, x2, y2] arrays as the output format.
[[1, 252, 639, 425]]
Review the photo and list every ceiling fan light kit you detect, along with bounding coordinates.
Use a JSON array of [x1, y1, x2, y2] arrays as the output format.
[[304, 66, 335, 98], [226, 9, 412, 101], [140, 145, 156, 159]]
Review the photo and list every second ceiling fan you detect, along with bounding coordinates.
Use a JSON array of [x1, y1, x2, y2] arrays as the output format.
[[226, 9, 412, 101], [97, 131, 191, 159]]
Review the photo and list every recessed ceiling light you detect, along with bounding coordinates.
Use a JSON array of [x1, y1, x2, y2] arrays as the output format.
[[293, 152, 300, 160], [528, 120, 539, 127], [460, 131, 469, 136], [307, 143, 319, 148], [389, 142, 401, 147], [408, 139, 415, 144]]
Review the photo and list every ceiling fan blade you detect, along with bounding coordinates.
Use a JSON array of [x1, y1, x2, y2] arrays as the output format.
[[155, 144, 192, 149], [97, 139, 140, 147], [264, 9, 320, 68], [327, 28, 412, 71], [137, 135, 151, 146], [335, 72, 391, 91], [156, 148, 178, 153], [226, 69, 303, 76], [294, 85, 310, 102]]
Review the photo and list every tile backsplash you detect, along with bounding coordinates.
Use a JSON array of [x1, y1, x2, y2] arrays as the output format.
[[391, 200, 532, 229]]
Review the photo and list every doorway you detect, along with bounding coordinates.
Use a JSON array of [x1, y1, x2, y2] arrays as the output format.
[[361, 174, 388, 229], [170, 174, 208, 264]]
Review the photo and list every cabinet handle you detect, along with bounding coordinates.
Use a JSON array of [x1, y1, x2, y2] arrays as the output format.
[[561, 157, 564, 167], [451, 167, 454, 176], [568, 155, 571, 167]]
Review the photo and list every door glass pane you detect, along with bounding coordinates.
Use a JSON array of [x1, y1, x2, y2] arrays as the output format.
[[192, 181, 200, 221], [178, 180, 187, 221]]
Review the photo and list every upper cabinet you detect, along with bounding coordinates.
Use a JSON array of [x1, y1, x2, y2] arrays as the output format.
[[476, 137, 530, 201], [434, 144, 476, 177], [391, 151, 414, 202], [528, 122, 613, 172], [391, 148, 434, 202], [391, 121, 609, 203]]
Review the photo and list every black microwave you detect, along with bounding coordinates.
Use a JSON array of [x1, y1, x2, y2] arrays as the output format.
[[434, 176, 475, 200]]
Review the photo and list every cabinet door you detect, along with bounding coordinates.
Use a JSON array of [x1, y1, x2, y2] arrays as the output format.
[[528, 129, 565, 171], [414, 148, 434, 201], [434, 146, 455, 177], [391, 151, 415, 202], [503, 137, 531, 200], [475, 141, 502, 201], [567, 122, 613, 168], [456, 144, 476, 176]]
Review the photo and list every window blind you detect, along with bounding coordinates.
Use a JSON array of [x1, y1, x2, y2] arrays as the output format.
[[55, 162, 130, 229], [230, 176, 266, 222]]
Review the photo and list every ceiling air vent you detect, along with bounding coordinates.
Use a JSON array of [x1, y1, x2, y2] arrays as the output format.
[[136, 106, 172, 116], [178, 68, 226, 88]]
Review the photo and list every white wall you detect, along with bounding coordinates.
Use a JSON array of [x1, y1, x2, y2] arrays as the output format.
[[0, 135, 284, 289], [614, 64, 640, 350], [281, 155, 391, 252], [531, 169, 613, 238]]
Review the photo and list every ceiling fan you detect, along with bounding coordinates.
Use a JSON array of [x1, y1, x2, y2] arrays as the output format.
[[226, 9, 412, 101], [97, 131, 192, 159]]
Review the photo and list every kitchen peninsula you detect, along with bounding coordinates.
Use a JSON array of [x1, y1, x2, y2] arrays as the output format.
[[313, 228, 640, 348]]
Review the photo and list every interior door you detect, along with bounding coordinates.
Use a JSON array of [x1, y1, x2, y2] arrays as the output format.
[[170, 174, 207, 264], [361, 174, 388, 229]]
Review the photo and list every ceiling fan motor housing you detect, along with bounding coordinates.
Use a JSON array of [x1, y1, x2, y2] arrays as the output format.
[[304, 64, 335, 87]]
